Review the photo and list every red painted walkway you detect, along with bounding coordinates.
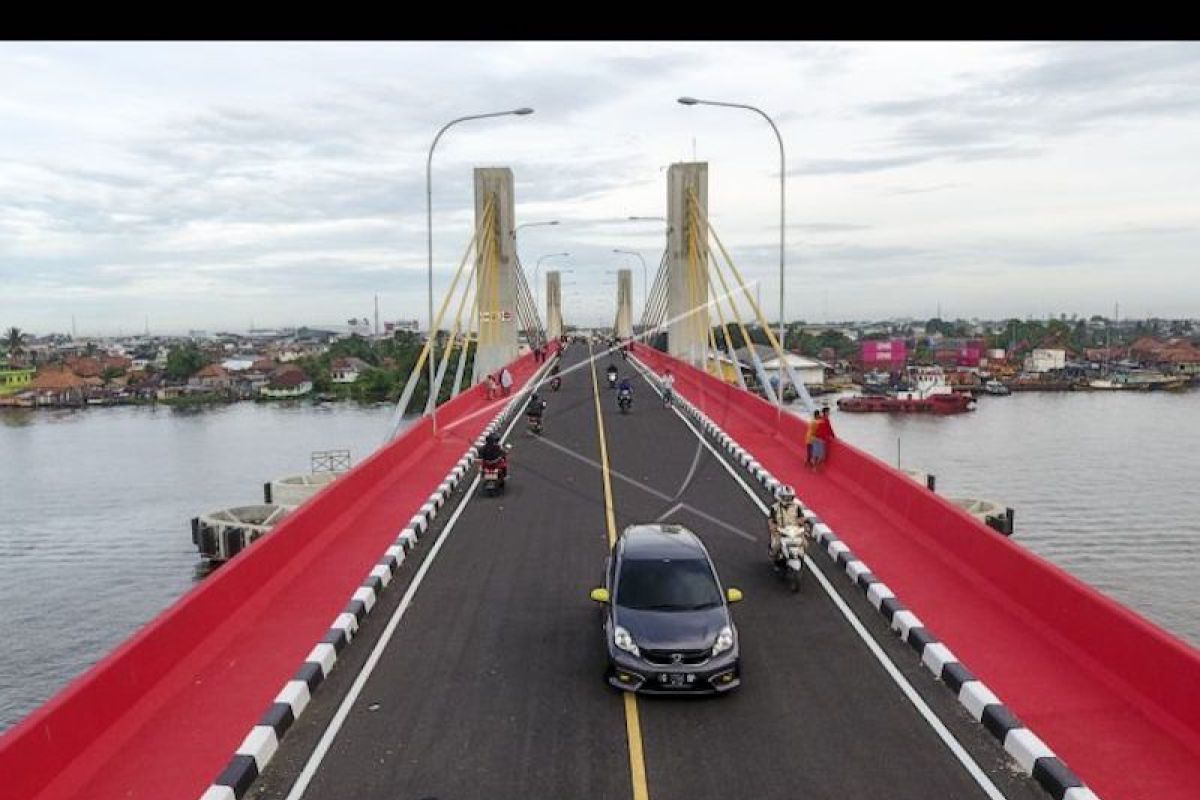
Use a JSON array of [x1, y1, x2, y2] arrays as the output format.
[[0, 351, 546, 800], [637, 346, 1200, 800]]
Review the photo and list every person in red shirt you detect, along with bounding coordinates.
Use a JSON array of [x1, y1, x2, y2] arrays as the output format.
[[812, 407, 836, 471]]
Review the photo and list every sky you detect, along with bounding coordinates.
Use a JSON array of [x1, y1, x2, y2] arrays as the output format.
[[2, 41, 1199, 335]]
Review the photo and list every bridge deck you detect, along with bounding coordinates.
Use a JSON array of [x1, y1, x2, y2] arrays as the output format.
[[252, 345, 1045, 800], [0, 353, 547, 800], [635, 346, 1200, 800]]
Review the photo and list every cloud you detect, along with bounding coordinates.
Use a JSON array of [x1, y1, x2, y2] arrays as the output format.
[[883, 183, 963, 196], [791, 153, 934, 175], [788, 222, 873, 233], [4, 42, 1200, 332], [866, 42, 1200, 151]]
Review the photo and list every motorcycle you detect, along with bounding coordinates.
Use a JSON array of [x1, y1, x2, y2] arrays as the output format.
[[617, 387, 633, 414], [481, 449, 510, 496], [773, 523, 810, 592], [550, 375, 562, 392], [527, 412, 544, 435], [606, 371, 618, 389]]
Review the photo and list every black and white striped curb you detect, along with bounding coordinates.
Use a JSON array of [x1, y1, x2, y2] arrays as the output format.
[[633, 358, 1099, 800], [200, 357, 558, 800]]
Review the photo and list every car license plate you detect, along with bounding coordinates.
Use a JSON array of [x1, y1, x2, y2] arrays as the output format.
[[659, 673, 694, 687]]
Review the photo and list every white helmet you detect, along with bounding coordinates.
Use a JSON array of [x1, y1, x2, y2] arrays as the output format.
[[777, 485, 795, 502]]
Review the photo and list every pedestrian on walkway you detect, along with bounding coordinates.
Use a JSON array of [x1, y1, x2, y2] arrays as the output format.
[[813, 407, 836, 471], [805, 409, 819, 467], [485, 374, 498, 400], [500, 367, 513, 396]]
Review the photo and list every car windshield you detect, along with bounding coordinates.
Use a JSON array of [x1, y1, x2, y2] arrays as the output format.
[[616, 557, 722, 611]]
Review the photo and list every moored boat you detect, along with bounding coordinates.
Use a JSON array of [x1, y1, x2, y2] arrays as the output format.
[[838, 393, 975, 413], [837, 366, 976, 414]]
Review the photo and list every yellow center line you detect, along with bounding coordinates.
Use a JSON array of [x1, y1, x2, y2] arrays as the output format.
[[587, 341, 651, 800]]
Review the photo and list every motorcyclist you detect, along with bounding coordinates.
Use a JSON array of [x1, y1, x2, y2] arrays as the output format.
[[526, 392, 547, 422], [606, 363, 618, 387], [617, 377, 633, 409], [767, 485, 807, 561], [478, 433, 507, 479]]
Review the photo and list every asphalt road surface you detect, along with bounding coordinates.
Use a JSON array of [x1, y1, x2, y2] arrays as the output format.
[[252, 344, 1046, 800]]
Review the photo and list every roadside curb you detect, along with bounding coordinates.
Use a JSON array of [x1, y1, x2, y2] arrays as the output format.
[[199, 354, 559, 800], [632, 355, 1099, 800]]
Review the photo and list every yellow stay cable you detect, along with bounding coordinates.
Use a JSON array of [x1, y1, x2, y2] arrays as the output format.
[[688, 188, 791, 364], [431, 250, 480, 395], [683, 195, 709, 369], [702, 222, 744, 388], [690, 202, 760, 385], [409, 193, 495, 383], [483, 198, 503, 349]]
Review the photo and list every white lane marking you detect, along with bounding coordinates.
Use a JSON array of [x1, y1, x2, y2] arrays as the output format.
[[656, 502, 684, 522], [283, 405, 527, 800], [533, 433, 753, 542], [804, 557, 1008, 800], [632, 362, 1009, 800], [673, 441, 705, 499]]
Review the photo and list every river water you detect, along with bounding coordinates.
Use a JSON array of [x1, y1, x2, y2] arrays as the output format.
[[808, 389, 1200, 651], [0, 402, 394, 732], [1, 391, 1198, 732]]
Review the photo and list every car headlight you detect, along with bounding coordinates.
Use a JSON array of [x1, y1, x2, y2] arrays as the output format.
[[712, 626, 735, 656], [614, 626, 640, 657]]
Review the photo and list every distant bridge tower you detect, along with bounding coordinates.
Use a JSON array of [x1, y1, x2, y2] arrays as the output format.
[[614, 268, 633, 339], [667, 162, 709, 367], [546, 270, 563, 339], [472, 167, 518, 382]]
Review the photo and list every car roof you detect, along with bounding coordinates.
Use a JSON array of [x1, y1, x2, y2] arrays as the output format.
[[618, 524, 708, 561]]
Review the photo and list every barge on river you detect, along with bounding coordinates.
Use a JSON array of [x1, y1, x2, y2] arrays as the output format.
[[839, 366, 976, 414]]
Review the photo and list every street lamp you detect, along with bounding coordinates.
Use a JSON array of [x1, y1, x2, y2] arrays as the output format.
[[427, 107, 533, 430], [678, 96, 787, 403], [535, 252, 570, 316], [513, 220, 560, 266], [515, 220, 560, 235]]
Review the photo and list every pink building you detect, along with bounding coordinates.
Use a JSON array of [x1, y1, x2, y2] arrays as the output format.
[[861, 339, 908, 370]]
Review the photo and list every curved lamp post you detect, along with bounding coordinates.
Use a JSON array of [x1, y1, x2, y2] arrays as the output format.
[[513, 220, 560, 265], [427, 107, 533, 429], [677, 96, 786, 406]]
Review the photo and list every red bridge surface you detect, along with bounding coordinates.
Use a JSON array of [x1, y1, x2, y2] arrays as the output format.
[[4, 341, 1199, 800], [636, 346, 1200, 800], [0, 351, 546, 800]]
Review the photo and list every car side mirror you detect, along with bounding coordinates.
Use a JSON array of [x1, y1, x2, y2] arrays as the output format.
[[726, 588, 744, 604], [590, 587, 610, 604]]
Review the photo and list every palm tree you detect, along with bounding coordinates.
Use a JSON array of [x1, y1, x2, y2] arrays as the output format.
[[4, 327, 25, 366]]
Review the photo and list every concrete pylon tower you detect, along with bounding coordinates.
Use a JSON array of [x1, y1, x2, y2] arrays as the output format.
[[614, 269, 633, 339], [472, 167, 518, 382], [667, 162, 709, 366], [546, 270, 563, 339]]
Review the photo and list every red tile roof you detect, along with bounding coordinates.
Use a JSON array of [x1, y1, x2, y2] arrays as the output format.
[[194, 364, 228, 379]]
